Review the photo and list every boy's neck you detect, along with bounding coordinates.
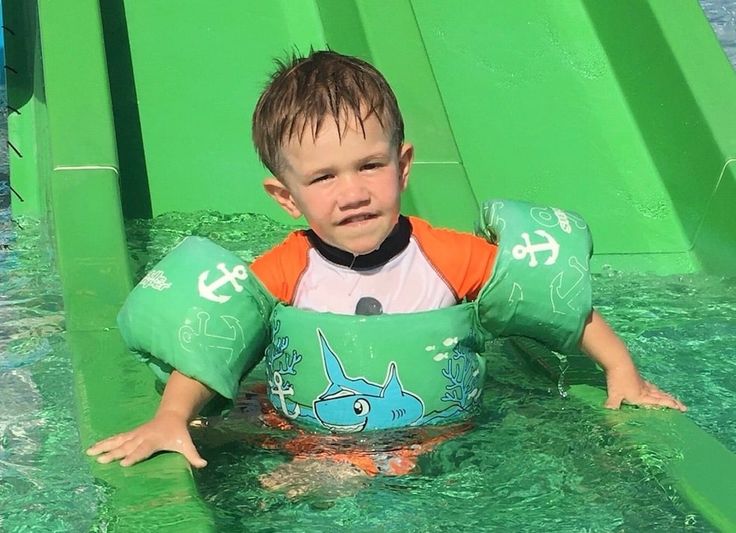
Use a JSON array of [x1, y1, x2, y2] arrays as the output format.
[[305, 216, 411, 271]]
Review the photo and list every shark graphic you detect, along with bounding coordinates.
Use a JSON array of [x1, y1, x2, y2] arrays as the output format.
[[313, 330, 424, 432]]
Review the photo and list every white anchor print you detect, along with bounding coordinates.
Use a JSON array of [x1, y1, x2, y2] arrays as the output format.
[[198, 263, 248, 303], [512, 230, 560, 267], [270, 371, 301, 419], [550, 256, 589, 313]]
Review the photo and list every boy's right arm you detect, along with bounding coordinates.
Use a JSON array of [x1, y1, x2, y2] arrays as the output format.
[[85, 371, 214, 468]]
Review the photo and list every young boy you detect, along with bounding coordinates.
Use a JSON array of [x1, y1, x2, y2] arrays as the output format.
[[87, 50, 685, 471]]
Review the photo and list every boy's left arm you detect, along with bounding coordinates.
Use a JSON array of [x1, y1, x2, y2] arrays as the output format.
[[580, 310, 687, 412]]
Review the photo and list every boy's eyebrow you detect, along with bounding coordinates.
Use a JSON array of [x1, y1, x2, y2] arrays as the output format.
[[303, 153, 391, 177], [357, 152, 391, 163], [304, 165, 336, 178]]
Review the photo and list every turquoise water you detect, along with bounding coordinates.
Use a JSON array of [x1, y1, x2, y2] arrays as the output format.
[[194, 367, 712, 532], [700, 0, 736, 67], [0, 214, 105, 531], [592, 269, 736, 454], [3, 208, 734, 531], [185, 219, 734, 532], [123, 213, 734, 532]]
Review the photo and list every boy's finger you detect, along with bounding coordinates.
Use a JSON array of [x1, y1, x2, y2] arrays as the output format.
[[86, 433, 131, 455], [180, 440, 208, 469], [95, 437, 142, 464], [639, 387, 683, 409], [604, 394, 623, 409], [120, 443, 156, 468], [648, 394, 687, 412], [658, 393, 687, 412]]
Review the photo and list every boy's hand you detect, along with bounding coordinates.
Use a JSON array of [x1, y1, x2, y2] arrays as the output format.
[[604, 363, 687, 412], [85, 411, 207, 468], [580, 310, 687, 412]]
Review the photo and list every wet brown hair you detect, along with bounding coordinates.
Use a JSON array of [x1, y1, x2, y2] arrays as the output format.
[[252, 50, 405, 177]]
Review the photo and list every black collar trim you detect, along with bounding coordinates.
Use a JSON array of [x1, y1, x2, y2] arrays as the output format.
[[305, 216, 412, 271]]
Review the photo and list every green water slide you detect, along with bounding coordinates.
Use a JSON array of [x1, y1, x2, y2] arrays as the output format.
[[5, 1, 736, 530]]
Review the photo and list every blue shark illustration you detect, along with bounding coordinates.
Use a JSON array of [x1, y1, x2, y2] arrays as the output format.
[[313, 330, 424, 432]]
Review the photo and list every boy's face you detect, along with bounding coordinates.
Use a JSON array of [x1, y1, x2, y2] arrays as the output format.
[[264, 114, 413, 255]]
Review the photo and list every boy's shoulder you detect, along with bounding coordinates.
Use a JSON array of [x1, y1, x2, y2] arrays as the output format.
[[407, 215, 495, 250], [407, 215, 497, 301], [250, 230, 311, 302]]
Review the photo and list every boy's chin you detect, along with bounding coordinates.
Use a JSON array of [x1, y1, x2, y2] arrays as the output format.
[[340, 241, 381, 256], [326, 219, 398, 256], [335, 233, 387, 256], [328, 231, 384, 256]]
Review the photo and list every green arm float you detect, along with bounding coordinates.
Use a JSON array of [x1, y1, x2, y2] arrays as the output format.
[[117, 237, 276, 400], [475, 199, 593, 353]]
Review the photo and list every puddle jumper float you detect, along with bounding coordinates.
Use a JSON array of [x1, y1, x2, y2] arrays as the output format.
[[118, 199, 592, 437]]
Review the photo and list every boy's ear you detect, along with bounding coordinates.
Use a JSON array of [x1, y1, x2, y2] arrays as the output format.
[[398, 143, 414, 191], [263, 177, 302, 218]]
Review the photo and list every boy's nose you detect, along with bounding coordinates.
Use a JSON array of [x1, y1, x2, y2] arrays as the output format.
[[336, 174, 370, 209]]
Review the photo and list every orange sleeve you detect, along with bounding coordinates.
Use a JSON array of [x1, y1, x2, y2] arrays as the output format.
[[250, 231, 311, 304], [409, 216, 497, 301]]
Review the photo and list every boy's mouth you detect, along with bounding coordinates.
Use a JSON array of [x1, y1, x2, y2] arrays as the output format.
[[338, 213, 378, 226]]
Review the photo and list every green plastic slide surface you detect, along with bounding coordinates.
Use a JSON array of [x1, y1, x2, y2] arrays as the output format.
[[4, 1, 735, 530], [507, 337, 736, 533], [12, 1, 736, 273]]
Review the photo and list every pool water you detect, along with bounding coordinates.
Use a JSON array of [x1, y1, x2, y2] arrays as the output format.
[[593, 270, 736, 454], [3, 207, 735, 531], [129, 213, 736, 531], [700, 0, 736, 66], [0, 214, 106, 531], [186, 240, 735, 531]]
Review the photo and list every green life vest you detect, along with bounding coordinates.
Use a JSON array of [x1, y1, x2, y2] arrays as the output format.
[[263, 302, 485, 431]]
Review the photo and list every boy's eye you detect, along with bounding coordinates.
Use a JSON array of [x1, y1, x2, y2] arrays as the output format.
[[310, 175, 332, 184], [361, 162, 382, 171]]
